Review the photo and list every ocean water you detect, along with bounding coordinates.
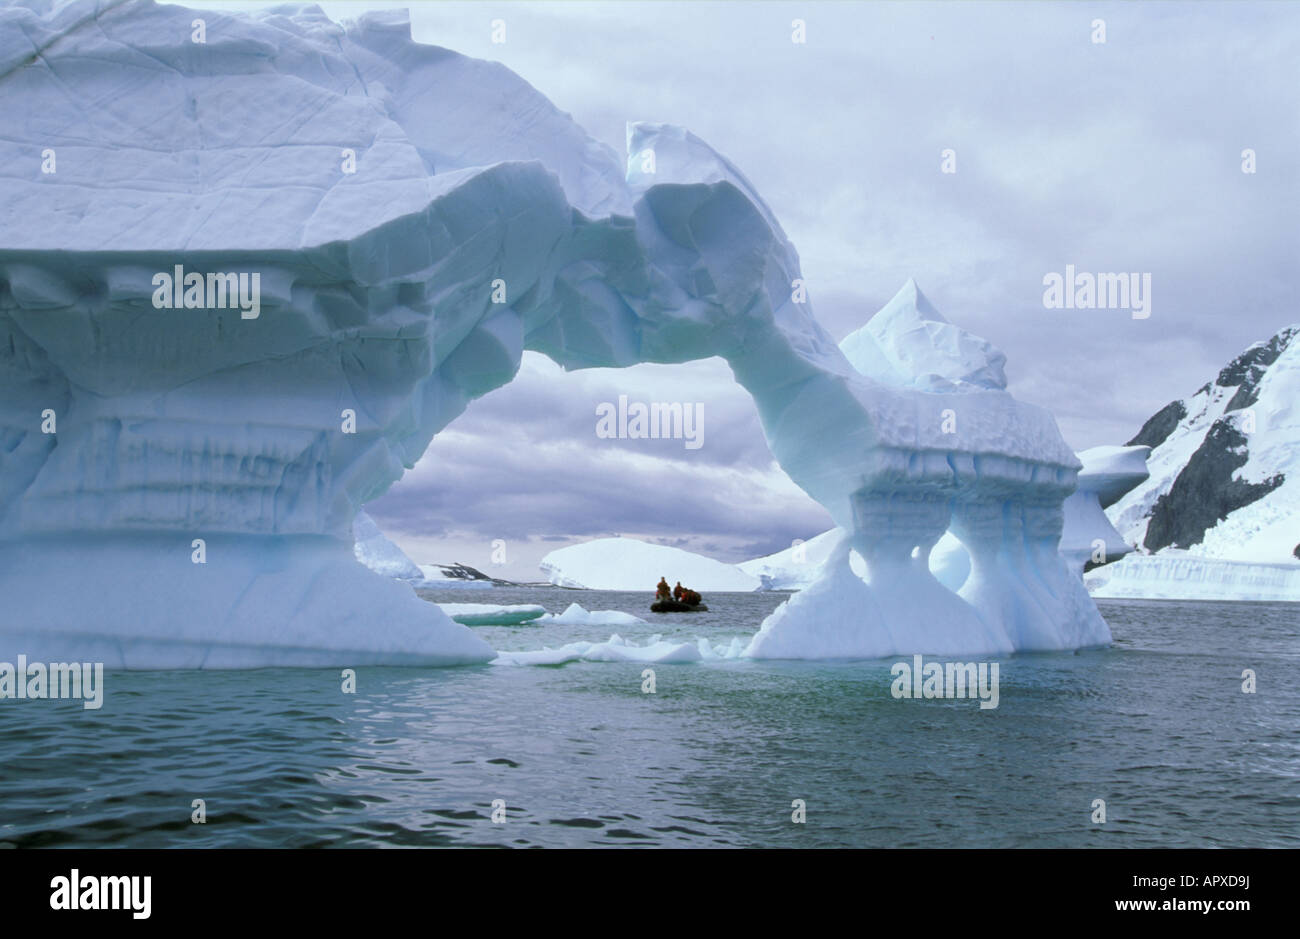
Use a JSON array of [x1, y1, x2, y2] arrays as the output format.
[[0, 589, 1295, 848]]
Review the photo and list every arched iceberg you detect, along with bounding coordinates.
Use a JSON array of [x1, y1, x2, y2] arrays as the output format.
[[0, 1, 1107, 666]]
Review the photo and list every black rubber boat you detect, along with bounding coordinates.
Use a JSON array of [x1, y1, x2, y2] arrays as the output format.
[[650, 599, 709, 613]]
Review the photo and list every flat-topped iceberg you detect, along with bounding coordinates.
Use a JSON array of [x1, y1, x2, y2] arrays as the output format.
[[540, 537, 759, 591]]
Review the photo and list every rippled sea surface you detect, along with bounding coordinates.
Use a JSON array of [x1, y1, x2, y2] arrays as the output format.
[[1, 589, 1296, 848]]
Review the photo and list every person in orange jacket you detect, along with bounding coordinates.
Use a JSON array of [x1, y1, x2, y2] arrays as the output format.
[[656, 577, 671, 600], [673, 581, 684, 601]]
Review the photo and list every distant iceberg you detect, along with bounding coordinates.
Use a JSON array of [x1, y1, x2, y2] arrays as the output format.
[[540, 537, 759, 591]]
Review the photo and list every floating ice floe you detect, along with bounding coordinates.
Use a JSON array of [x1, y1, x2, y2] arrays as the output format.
[[492, 633, 748, 666]]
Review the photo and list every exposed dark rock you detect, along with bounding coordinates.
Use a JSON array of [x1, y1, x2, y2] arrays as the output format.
[[1143, 419, 1284, 551], [438, 562, 492, 581], [1126, 399, 1187, 449], [1218, 326, 1297, 411]]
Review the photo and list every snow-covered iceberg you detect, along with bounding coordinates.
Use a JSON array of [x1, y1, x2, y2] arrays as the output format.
[[540, 537, 759, 591], [0, 1, 1108, 666], [744, 276, 1102, 659], [838, 279, 1009, 392]]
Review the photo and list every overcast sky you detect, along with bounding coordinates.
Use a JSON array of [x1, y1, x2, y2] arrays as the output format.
[[193, 1, 1300, 579]]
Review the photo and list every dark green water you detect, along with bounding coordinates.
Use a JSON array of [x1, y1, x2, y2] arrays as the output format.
[[0, 590, 1295, 847]]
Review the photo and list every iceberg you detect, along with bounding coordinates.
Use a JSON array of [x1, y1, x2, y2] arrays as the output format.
[[0, 1, 1110, 666], [534, 603, 648, 627], [540, 537, 759, 591], [741, 528, 971, 593], [1058, 445, 1150, 574], [837, 279, 1009, 392], [741, 442, 1144, 602], [437, 603, 546, 626]]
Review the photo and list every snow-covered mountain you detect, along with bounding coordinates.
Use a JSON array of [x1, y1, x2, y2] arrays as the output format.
[[1107, 325, 1300, 564]]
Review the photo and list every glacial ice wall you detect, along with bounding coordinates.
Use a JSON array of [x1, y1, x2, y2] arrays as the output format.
[[2, 0, 1104, 666]]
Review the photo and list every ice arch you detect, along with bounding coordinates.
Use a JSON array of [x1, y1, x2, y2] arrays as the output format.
[[0, 1, 1107, 667]]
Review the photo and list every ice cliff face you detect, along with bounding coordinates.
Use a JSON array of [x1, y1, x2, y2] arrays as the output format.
[[1, 0, 1103, 666], [352, 510, 424, 582]]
